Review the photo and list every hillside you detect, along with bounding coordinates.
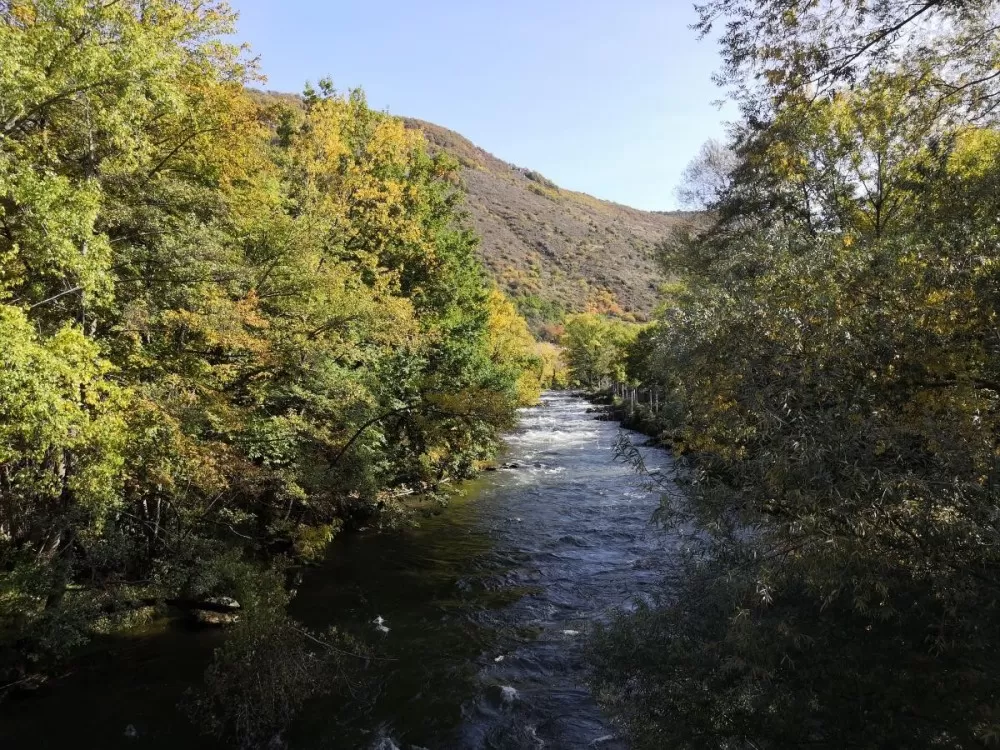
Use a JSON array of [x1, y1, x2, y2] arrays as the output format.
[[404, 119, 690, 335], [249, 91, 688, 336]]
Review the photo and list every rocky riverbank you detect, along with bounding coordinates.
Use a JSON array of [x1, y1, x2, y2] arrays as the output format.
[[582, 388, 682, 451]]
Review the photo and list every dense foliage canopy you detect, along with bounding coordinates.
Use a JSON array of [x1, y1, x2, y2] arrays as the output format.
[[559, 313, 640, 388], [0, 1, 541, 737], [591, 1, 1000, 748]]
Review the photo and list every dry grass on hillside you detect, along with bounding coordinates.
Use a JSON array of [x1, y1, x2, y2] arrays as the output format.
[[250, 92, 690, 337], [406, 119, 692, 335]]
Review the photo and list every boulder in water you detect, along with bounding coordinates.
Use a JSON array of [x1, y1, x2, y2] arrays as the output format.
[[485, 684, 519, 707]]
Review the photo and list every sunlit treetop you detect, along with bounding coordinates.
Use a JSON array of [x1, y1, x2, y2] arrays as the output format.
[[696, 0, 1000, 121]]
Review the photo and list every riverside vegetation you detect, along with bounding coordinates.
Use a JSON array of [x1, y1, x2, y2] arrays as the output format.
[[7, 1, 1000, 749], [579, 1, 1000, 748], [0, 1, 552, 744]]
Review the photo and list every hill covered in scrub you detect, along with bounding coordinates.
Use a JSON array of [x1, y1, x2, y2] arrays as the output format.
[[404, 119, 691, 335], [247, 95, 688, 336]]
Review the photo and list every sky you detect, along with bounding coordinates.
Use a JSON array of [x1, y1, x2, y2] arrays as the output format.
[[227, 1, 735, 211]]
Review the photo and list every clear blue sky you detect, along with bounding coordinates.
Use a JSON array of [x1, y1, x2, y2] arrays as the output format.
[[228, 1, 733, 211]]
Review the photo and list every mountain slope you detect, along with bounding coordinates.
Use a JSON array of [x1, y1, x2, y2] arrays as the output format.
[[405, 119, 690, 335]]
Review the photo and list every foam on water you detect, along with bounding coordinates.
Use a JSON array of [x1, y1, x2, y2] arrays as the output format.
[[287, 391, 679, 749], [1, 392, 680, 750]]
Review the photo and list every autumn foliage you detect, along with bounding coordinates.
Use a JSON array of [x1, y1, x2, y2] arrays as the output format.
[[591, 2, 1000, 747], [0, 0, 541, 702]]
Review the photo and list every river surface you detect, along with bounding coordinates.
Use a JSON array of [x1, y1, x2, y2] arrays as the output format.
[[2, 392, 676, 749]]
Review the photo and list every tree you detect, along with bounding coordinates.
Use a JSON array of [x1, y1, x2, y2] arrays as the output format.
[[560, 313, 640, 388], [485, 289, 545, 405], [675, 139, 737, 210], [0, 2, 540, 718], [592, 2, 1000, 747], [696, 0, 1000, 119]]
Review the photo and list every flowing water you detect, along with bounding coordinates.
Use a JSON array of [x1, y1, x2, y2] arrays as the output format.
[[2, 392, 677, 749], [289, 392, 676, 749]]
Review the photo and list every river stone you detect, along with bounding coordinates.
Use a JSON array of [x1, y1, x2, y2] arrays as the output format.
[[485, 684, 519, 707]]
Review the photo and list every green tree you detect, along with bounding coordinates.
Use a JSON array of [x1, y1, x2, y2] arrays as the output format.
[[592, 2, 1000, 747], [560, 313, 640, 388], [0, 1, 539, 723]]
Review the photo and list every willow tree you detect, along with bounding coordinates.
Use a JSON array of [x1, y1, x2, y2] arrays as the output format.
[[592, 2, 1000, 748]]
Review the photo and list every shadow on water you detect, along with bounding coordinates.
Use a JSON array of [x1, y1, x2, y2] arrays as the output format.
[[0, 621, 223, 749], [288, 493, 526, 748], [1, 393, 677, 749], [290, 392, 677, 749]]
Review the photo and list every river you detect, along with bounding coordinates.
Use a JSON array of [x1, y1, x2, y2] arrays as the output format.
[[2, 392, 676, 749]]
